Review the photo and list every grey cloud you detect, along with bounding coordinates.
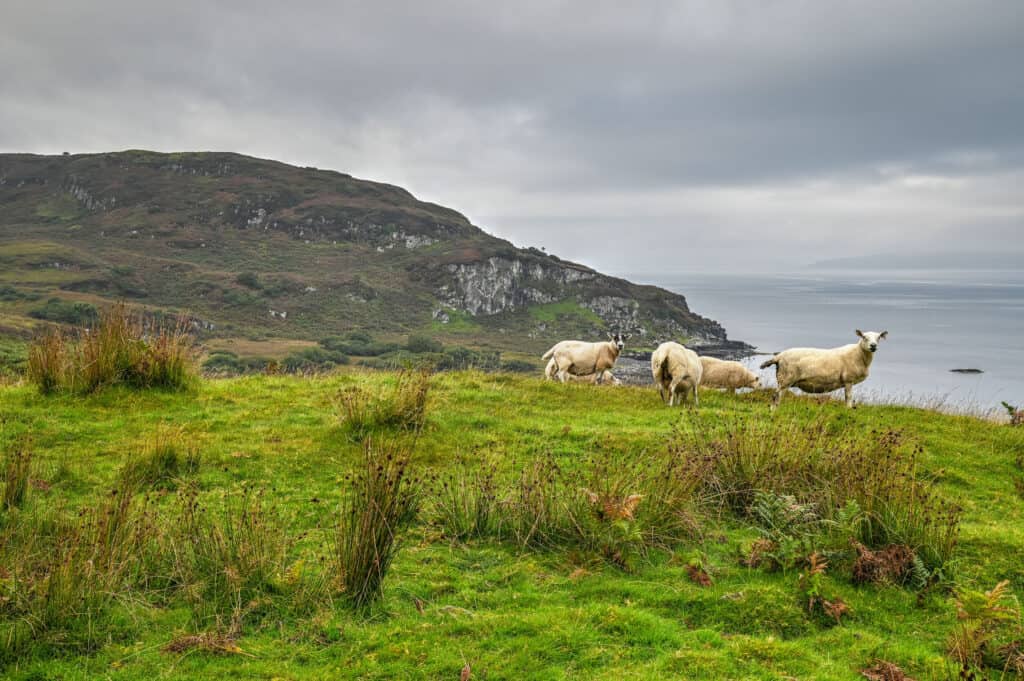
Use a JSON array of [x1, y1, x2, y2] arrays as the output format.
[[1, 0, 1022, 270]]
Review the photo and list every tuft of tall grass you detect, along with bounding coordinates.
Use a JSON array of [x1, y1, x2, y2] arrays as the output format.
[[336, 367, 431, 439], [167, 486, 292, 627], [671, 414, 961, 572], [25, 303, 195, 395], [2, 443, 33, 510], [0, 486, 157, 662], [335, 438, 423, 610], [432, 450, 707, 569], [119, 428, 200, 491], [434, 459, 501, 541], [26, 330, 68, 395]]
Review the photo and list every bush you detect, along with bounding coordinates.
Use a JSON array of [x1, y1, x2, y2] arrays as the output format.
[[119, 429, 200, 491], [202, 351, 271, 375], [0, 285, 26, 302], [281, 346, 349, 373], [336, 438, 423, 610], [337, 368, 431, 439], [435, 346, 501, 371], [501, 359, 536, 373], [26, 303, 196, 394], [28, 298, 97, 326], [235, 271, 261, 289], [320, 334, 400, 357], [405, 334, 443, 354]]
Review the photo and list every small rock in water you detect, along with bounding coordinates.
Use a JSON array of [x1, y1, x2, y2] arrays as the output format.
[[950, 368, 983, 374]]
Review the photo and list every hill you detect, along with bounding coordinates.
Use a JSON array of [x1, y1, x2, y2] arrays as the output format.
[[0, 151, 747, 364], [1, 371, 1022, 678]]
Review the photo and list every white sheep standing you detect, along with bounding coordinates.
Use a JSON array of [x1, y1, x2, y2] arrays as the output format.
[[651, 341, 702, 407], [542, 332, 626, 384], [544, 358, 620, 385], [760, 329, 888, 409], [699, 356, 761, 393]]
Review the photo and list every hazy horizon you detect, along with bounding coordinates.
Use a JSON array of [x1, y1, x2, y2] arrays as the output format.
[[3, 2, 1022, 274]]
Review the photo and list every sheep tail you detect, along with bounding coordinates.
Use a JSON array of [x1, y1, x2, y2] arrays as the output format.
[[541, 347, 556, 360], [759, 356, 779, 370]]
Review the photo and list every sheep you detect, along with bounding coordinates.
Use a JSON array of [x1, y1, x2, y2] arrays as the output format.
[[542, 332, 626, 384], [760, 329, 888, 409], [699, 356, 761, 393], [544, 358, 620, 384], [651, 341, 702, 407]]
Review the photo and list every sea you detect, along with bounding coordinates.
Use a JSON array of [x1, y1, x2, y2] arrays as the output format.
[[620, 269, 1024, 415]]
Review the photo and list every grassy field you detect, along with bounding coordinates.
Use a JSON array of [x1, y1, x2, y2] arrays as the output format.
[[1, 370, 1023, 680]]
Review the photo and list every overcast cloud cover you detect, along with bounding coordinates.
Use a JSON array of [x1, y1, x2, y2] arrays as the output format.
[[2, 1, 1022, 272]]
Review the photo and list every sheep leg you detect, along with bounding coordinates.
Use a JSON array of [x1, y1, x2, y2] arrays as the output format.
[[844, 384, 853, 408], [692, 385, 699, 408], [771, 388, 783, 411]]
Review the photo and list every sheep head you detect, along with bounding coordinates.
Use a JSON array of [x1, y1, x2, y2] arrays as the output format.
[[855, 330, 888, 354]]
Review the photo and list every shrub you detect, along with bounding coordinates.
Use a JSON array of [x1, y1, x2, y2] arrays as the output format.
[[235, 271, 261, 289], [336, 368, 431, 439], [501, 359, 536, 373], [405, 334, 443, 354], [671, 414, 961, 573], [0, 285, 26, 302], [119, 429, 200, 491], [281, 347, 349, 373], [25, 303, 196, 394], [320, 333, 400, 357], [202, 351, 270, 375], [435, 346, 501, 371], [336, 438, 423, 610], [28, 298, 98, 326]]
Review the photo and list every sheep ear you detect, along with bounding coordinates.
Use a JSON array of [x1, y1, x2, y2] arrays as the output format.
[[855, 329, 864, 338], [880, 331, 888, 339]]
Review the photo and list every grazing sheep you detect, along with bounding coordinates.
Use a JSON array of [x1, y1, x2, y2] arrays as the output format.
[[699, 357, 761, 393], [760, 330, 888, 409], [544, 358, 620, 384], [651, 341, 702, 407], [542, 333, 626, 384]]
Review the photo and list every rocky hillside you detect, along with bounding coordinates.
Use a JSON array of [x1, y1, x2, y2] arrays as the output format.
[[0, 151, 747, 355]]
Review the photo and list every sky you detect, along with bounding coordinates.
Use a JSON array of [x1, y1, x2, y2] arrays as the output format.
[[2, 1, 1022, 273]]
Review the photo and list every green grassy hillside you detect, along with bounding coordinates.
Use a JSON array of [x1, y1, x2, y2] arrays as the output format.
[[1, 371, 1022, 679]]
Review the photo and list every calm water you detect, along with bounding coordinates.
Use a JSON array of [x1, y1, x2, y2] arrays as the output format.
[[621, 269, 1024, 412]]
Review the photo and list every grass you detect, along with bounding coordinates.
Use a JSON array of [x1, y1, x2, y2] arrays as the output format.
[[0, 370, 1021, 679], [26, 303, 196, 394]]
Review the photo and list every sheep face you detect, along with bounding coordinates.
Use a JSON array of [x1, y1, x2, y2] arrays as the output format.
[[855, 329, 888, 354], [747, 375, 761, 389], [607, 332, 626, 351]]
